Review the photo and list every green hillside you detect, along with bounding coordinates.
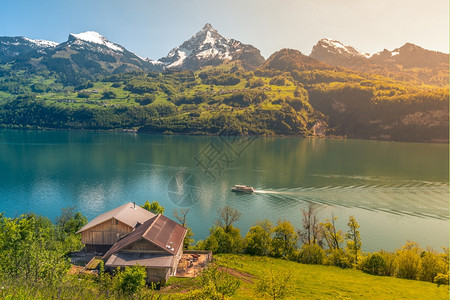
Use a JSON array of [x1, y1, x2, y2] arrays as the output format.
[[0, 58, 448, 142], [162, 254, 449, 299]]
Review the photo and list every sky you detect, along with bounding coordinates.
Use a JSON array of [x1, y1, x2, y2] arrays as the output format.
[[0, 0, 448, 59]]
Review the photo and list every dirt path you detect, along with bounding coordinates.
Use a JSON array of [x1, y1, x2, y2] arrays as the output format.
[[217, 266, 256, 283]]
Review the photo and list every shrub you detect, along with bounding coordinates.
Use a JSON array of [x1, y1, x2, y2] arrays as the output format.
[[113, 265, 147, 295], [325, 248, 352, 269], [245, 78, 265, 88], [298, 244, 326, 265], [434, 273, 449, 287], [362, 252, 387, 275], [77, 91, 90, 98]]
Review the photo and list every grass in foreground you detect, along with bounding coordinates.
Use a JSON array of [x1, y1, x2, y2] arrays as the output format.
[[161, 254, 449, 299]]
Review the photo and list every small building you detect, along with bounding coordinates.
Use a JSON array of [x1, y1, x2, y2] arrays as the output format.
[[103, 214, 187, 284], [76, 202, 156, 253]]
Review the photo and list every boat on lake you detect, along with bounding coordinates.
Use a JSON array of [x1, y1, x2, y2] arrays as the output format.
[[231, 185, 255, 193]]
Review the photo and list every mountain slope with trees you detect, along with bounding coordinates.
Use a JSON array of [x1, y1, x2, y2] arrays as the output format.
[[0, 25, 447, 143]]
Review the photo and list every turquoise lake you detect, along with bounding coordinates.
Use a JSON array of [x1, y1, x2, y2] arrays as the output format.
[[0, 129, 448, 252]]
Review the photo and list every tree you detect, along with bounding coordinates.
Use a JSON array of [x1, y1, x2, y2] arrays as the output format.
[[395, 241, 421, 280], [216, 206, 241, 233], [173, 208, 189, 227], [254, 267, 293, 300], [419, 251, 443, 282], [299, 204, 321, 245], [113, 265, 147, 296], [201, 225, 242, 254], [56, 207, 87, 235], [173, 209, 194, 249], [345, 216, 362, 265], [101, 90, 117, 99], [0, 214, 71, 285], [320, 214, 343, 250], [271, 220, 298, 258], [141, 200, 165, 215], [244, 220, 273, 256], [361, 252, 387, 275]]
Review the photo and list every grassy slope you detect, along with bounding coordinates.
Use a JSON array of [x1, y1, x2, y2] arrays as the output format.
[[162, 254, 449, 300]]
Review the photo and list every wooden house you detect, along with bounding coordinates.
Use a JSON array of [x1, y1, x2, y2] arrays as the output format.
[[76, 202, 156, 252], [102, 214, 187, 284]]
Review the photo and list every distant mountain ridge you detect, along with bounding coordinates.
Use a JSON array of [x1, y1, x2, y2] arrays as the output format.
[[0, 36, 57, 61], [0, 25, 447, 85], [310, 39, 448, 85]]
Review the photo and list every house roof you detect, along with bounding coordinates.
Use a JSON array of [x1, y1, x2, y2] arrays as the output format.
[[103, 214, 187, 259], [76, 202, 156, 233], [105, 252, 174, 268]]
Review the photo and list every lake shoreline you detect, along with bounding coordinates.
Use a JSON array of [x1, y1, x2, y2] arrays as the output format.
[[0, 125, 447, 144]]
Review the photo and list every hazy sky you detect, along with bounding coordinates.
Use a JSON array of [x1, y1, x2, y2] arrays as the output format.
[[0, 0, 448, 59]]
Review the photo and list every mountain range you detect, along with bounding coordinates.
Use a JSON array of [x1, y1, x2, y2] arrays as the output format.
[[0, 24, 447, 85], [0, 24, 447, 143]]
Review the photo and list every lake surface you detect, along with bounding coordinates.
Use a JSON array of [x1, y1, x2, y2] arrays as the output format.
[[0, 129, 448, 252]]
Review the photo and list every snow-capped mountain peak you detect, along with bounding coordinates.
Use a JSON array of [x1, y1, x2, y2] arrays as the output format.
[[68, 31, 123, 52], [158, 23, 264, 70], [317, 38, 369, 58], [22, 37, 58, 48]]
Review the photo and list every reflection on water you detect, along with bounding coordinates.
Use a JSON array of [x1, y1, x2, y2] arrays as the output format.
[[0, 129, 447, 252]]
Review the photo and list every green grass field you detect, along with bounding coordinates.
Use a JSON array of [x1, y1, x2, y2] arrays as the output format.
[[161, 254, 449, 299]]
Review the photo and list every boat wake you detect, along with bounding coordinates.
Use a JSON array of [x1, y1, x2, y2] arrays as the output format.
[[252, 182, 449, 221]]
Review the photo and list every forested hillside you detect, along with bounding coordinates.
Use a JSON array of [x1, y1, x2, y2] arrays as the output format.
[[0, 57, 447, 142]]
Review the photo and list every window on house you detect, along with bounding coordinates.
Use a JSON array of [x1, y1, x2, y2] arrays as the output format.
[[111, 219, 118, 225]]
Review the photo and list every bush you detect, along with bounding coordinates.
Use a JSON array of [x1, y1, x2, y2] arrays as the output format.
[[325, 248, 352, 269], [204, 74, 241, 86], [269, 76, 287, 86], [434, 273, 449, 287], [298, 244, 326, 265], [77, 91, 90, 98], [362, 252, 387, 275], [135, 94, 156, 106], [101, 91, 116, 99], [245, 78, 265, 88], [419, 251, 445, 282], [113, 265, 147, 295], [395, 242, 421, 280]]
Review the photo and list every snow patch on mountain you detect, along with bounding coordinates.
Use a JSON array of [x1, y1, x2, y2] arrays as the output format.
[[23, 37, 58, 48], [320, 38, 369, 58], [70, 31, 123, 52]]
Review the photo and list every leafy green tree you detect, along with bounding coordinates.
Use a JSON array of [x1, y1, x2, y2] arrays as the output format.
[[113, 265, 147, 296], [101, 90, 116, 99], [345, 216, 362, 265], [419, 251, 445, 282], [395, 241, 422, 280], [271, 220, 298, 258], [201, 225, 242, 254], [141, 200, 165, 215], [361, 252, 387, 275], [216, 206, 241, 233], [244, 220, 273, 256], [254, 267, 293, 300], [56, 207, 87, 235], [0, 214, 71, 285]]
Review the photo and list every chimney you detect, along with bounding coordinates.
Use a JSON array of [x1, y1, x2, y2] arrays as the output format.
[[133, 202, 135, 209]]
